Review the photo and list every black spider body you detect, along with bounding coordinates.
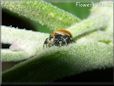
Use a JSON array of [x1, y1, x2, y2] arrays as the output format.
[[43, 29, 73, 47]]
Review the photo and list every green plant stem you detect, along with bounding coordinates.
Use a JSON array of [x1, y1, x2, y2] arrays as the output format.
[[1, 0, 80, 32], [67, 1, 113, 39], [67, 15, 108, 39]]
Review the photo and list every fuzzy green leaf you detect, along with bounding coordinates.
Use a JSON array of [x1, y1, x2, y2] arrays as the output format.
[[2, 42, 113, 82], [1, 1, 113, 83], [1, 26, 48, 61], [1, 0, 80, 32]]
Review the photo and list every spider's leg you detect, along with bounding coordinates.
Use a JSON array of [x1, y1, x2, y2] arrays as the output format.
[[43, 38, 49, 48], [63, 36, 67, 46]]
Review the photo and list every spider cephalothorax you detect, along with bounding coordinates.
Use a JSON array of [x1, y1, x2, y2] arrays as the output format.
[[43, 29, 74, 47]]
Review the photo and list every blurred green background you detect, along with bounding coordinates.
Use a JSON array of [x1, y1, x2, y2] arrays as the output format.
[[51, 2, 91, 19]]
